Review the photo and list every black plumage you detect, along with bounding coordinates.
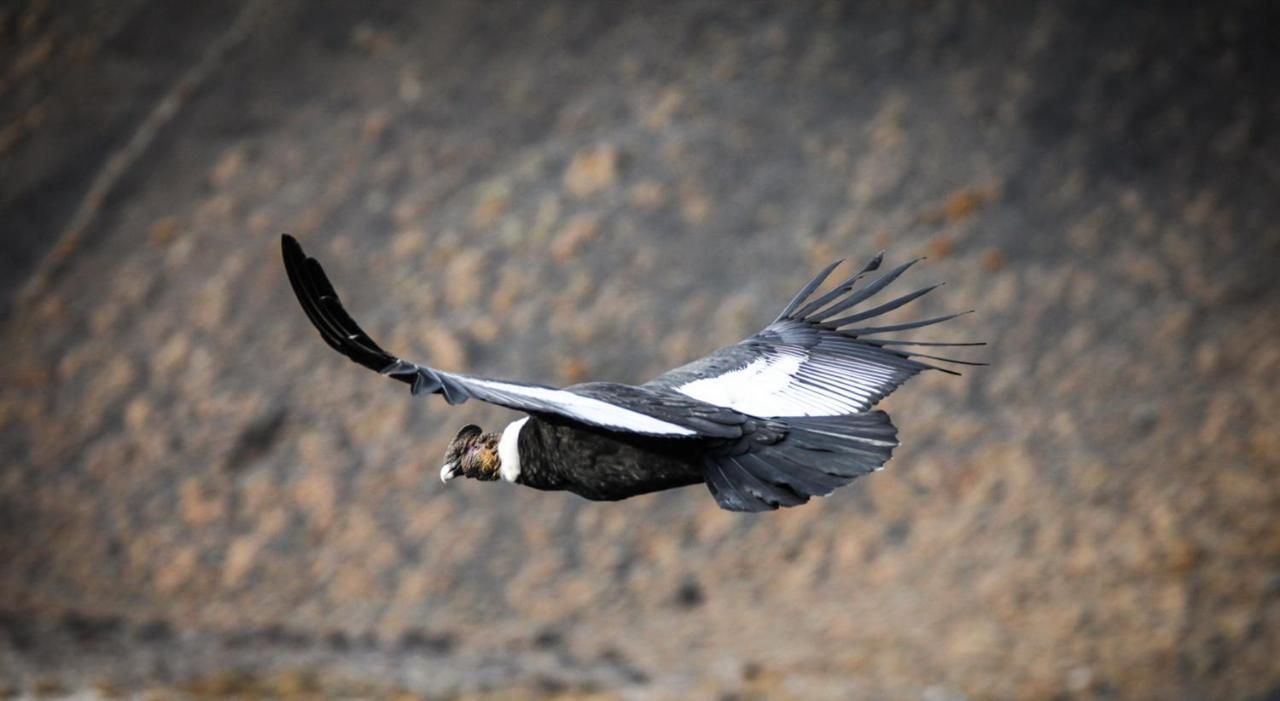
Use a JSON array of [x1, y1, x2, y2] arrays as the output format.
[[281, 235, 983, 512], [512, 420, 705, 501]]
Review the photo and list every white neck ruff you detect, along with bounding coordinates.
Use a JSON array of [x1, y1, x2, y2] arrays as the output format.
[[498, 417, 529, 483]]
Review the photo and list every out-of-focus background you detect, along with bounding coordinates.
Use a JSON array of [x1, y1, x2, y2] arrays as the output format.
[[1, 1, 1278, 699]]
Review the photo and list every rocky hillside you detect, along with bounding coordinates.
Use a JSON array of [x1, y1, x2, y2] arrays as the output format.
[[1, 1, 1277, 699]]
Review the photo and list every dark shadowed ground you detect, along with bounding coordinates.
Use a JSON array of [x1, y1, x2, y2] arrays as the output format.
[[1, 1, 1278, 699]]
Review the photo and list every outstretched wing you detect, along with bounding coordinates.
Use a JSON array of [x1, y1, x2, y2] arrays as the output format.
[[648, 253, 982, 511], [647, 253, 984, 418], [282, 235, 744, 439]]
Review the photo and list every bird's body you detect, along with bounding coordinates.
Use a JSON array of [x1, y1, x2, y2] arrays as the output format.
[[506, 417, 704, 501], [282, 235, 982, 512]]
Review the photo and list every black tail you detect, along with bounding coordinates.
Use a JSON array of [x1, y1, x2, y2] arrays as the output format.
[[703, 411, 899, 512]]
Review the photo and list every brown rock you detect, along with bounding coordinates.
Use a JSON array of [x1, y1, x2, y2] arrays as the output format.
[[180, 479, 225, 527], [148, 217, 178, 245], [154, 548, 198, 595], [628, 179, 668, 209], [551, 213, 601, 261], [294, 472, 338, 532], [564, 144, 620, 198], [560, 358, 589, 383], [643, 89, 686, 130], [423, 328, 467, 370], [443, 249, 488, 307], [210, 148, 246, 187], [222, 536, 261, 588], [470, 180, 511, 229], [678, 184, 712, 226]]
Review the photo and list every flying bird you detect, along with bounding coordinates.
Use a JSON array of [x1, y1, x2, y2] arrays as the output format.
[[282, 235, 982, 512]]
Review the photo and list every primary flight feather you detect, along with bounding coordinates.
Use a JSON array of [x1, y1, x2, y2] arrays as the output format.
[[281, 235, 983, 512]]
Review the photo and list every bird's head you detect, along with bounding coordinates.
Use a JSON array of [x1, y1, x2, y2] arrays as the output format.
[[440, 424, 501, 483]]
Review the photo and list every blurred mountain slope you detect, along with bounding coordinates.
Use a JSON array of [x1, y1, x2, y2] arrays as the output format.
[[1, 1, 1278, 699]]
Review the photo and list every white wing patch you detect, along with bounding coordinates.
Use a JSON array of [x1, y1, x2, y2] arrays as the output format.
[[677, 354, 803, 412], [676, 348, 899, 417], [464, 378, 697, 436]]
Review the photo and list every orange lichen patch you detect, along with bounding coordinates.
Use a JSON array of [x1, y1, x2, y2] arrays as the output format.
[[945, 189, 989, 222], [560, 358, 589, 384], [148, 217, 178, 245], [928, 233, 956, 258], [981, 247, 1007, 271], [920, 186, 998, 226]]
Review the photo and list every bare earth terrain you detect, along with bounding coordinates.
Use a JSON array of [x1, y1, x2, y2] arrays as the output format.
[[1, 1, 1278, 699]]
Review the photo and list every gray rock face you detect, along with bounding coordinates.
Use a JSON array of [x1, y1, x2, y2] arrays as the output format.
[[1, 1, 1277, 698]]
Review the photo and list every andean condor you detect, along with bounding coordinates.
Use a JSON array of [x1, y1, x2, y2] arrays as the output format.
[[281, 235, 983, 512]]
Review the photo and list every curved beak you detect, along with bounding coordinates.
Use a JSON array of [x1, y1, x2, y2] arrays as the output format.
[[440, 461, 460, 483]]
